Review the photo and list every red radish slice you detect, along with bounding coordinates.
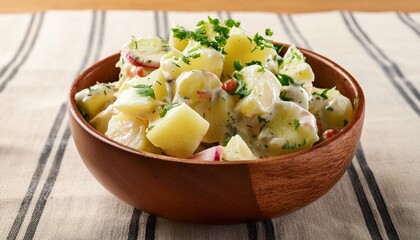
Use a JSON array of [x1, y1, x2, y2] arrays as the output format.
[[126, 52, 160, 68], [192, 145, 223, 161]]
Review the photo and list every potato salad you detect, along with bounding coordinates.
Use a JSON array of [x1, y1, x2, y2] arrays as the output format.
[[75, 17, 353, 161]]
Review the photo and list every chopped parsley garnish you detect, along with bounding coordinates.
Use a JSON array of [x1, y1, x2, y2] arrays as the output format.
[[276, 73, 296, 86], [344, 119, 349, 126], [280, 90, 293, 101], [131, 36, 138, 49], [257, 115, 269, 133], [312, 88, 330, 100], [251, 32, 274, 52], [231, 72, 251, 98], [326, 107, 334, 111], [245, 60, 262, 67], [294, 119, 300, 129], [159, 103, 181, 118], [233, 61, 243, 71], [225, 18, 241, 28], [181, 55, 191, 65], [133, 84, 155, 99], [274, 44, 284, 54], [265, 28, 273, 37], [146, 125, 154, 133], [282, 139, 307, 149]]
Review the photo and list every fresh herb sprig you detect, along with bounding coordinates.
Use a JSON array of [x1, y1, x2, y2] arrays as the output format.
[[159, 103, 181, 118], [133, 84, 155, 99]]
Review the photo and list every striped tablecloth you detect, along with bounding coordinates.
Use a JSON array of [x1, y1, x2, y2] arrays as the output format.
[[0, 10, 419, 240]]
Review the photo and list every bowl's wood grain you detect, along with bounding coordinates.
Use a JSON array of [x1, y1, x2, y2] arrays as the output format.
[[69, 45, 365, 224]]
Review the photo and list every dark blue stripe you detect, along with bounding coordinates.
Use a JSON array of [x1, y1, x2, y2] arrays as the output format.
[[278, 14, 300, 47], [0, 14, 35, 80], [247, 222, 257, 240], [342, 12, 419, 116], [127, 208, 142, 240], [356, 145, 400, 240], [286, 14, 312, 49], [23, 125, 72, 239], [348, 163, 383, 240], [21, 10, 99, 239], [0, 13, 44, 93], [287, 13, 384, 239], [262, 219, 275, 240], [93, 11, 106, 62], [144, 214, 157, 240], [6, 103, 67, 240], [396, 12, 420, 37], [154, 11, 161, 38]]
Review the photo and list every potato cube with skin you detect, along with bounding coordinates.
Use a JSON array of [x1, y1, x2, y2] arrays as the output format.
[[105, 112, 161, 154], [235, 65, 282, 117], [146, 103, 209, 158], [222, 134, 256, 161], [75, 82, 117, 120]]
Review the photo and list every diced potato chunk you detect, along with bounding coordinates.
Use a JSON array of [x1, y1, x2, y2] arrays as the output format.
[[118, 69, 169, 102], [194, 91, 235, 144], [105, 112, 161, 153], [223, 27, 277, 78], [279, 46, 314, 88], [75, 82, 117, 119], [280, 84, 310, 109], [173, 70, 222, 106], [146, 103, 209, 158], [235, 65, 281, 117], [309, 87, 353, 131], [259, 101, 319, 156], [89, 104, 118, 134], [113, 87, 156, 120], [160, 41, 224, 80], [222, 134, 256, 161]]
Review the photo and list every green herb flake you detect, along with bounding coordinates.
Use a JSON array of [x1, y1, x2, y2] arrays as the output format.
[[265, 28, 273, 37], [312, 88, 330, 100], [133, 84, 155, 99], [245, 60, 262, 67], [326, 107, 334, 111], [181, 55, 191, 65], [280, 90, 293, 101], [146, 125, 154, 133], [159, 103, 181, 118], [225, 18, 241, 27], [276, 73, 295, 86], [344, 119, 349, 126], [251, 32, 274, 52], [294, 119, 300, 129], [274, 45, 284, 54], [233, 61, 243, 71], [131, 36, 138, 49]]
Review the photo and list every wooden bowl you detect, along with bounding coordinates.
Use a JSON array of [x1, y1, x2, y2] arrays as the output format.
[[68, 45, 365, 224]]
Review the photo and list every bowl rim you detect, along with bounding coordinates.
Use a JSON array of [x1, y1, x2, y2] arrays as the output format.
[[69, 44, 365, 166]]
